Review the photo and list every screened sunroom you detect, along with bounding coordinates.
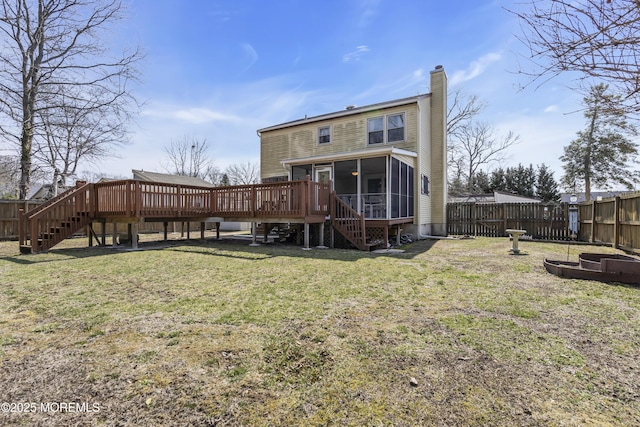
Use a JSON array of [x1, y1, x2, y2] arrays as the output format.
[[284, 148, 416, 221]]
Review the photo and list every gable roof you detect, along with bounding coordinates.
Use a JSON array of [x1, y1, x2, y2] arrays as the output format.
[[257, 94, 430, 133], [132, 170, 214, 187]]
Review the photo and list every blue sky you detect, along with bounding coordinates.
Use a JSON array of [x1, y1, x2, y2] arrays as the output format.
[[96, 0, 588, 183]]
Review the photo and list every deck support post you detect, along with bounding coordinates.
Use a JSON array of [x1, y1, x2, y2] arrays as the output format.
[[112, 222, 117, 247], [250, 222, 260, 246], [127, 224, 132, 244], [132, 222, 139, 250], [263, 223, 269, 243], [186, 222, 191, 240], [302, 223, 311, 250], [317, 222, 327, 248], [88, 223, 93, 247], [101, 220, 106, 246], [163, 222, 168, 241], [396, 225, 402, 246], [330, 224, 335, 248], [383, 226, 389, 248], [216, 222, 220, 239], [201, 221, 205, 240]]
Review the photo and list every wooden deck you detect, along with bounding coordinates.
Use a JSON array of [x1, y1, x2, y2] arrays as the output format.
[[19, 178, 331, 253]]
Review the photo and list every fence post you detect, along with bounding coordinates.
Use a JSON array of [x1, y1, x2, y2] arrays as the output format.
[[590, 199, 596, 243], [502, 204, 507, 236], [18, 208, 24, 246], [614, 196, 620, 249], [471, 203, 477, 236]]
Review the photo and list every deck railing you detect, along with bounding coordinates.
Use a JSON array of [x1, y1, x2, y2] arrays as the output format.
[[19, 178, 331, 253], [93, 178, 330, 220]]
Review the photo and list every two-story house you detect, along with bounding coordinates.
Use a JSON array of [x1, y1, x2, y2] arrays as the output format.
[[257, 65, 447, 246]]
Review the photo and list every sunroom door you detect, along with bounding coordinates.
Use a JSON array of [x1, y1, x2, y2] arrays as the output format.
[[313, 166, 332, 214], [314, 166, 333, 186]]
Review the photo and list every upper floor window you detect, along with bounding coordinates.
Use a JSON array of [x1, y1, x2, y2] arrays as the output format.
[[368, 113, 405, 145], [318, 126, 331, 145], [368, 117, 384, 145], [387, 114, 404, 142]]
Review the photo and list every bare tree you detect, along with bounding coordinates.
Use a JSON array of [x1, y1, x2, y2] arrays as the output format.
[[447, 88, 487, 191], [78, 169, 127, 183], [447, 88, 486, 141], [162, 135, 215, 179], [0, 155, 19, 198], [508, 0, 640, 110], [33, 84, 131, 194], [0, 0, 141, 199], [225, 161, 260, 185], [456, 122, 519, 192]]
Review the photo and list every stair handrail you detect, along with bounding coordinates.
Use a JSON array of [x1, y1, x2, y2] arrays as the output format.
[[331, 192, 367, 250], [23, 181, 91, 220], [20, 181, 94, 253]]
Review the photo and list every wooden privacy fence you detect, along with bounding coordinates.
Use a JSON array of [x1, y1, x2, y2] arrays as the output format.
[[578, 192, 640, 254], [447, 202, 573, 241], [0, 200, 42, 239]]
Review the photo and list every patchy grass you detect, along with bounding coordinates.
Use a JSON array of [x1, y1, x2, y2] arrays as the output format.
[[0, 236, 639, 426]]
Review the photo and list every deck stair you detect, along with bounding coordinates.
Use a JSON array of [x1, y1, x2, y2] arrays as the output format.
[[330, 192, 375, 251], [19, 182, 94, 254]]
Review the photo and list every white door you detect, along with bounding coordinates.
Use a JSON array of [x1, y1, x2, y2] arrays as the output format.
[[314, 166, 332, 185]]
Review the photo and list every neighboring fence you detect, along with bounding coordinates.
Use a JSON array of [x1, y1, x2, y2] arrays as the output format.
[[0, 200, 42, 240], [447, 202, 573, 241], [578, 192, 640, 254]]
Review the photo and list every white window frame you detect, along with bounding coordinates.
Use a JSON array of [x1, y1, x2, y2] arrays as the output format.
[[367, 112, 405, 146], [387, 113, 405, 143], [367, 117, 384, 145], [318, 125, 331, 145]]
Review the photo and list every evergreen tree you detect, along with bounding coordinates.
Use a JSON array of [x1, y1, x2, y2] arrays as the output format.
[[470, 171, 491, 193], [536, 164, 561, 203], [489, 168, 507, 192], [560, 83, 639, 200]]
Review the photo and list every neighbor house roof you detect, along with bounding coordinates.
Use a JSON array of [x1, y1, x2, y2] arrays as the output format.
[[132, 170, 214, 187], [28, 184, 73, 200], [560, 191, 639, 203], [257, 94, 430, 133], [449, 191, 541, 204]]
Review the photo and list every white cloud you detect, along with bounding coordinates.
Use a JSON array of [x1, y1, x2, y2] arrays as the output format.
[[450, 52, 503, 86], [357, 0, 381, 28], [544, 105, 559, 113], [342, 45, 370, 63], [143, 107, 242, 124], [350, 68, 428, 103], [241, 42, 258, 71]]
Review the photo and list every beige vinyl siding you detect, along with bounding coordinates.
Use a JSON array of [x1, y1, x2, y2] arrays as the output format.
[[417, 96, 432, 227], [391, 153, 417, 167], [260, 104, 420, 180], [429, 70, 447, 232]]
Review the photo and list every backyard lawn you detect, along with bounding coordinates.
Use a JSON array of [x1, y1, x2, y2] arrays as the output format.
[[0, 235, 638, 426]]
